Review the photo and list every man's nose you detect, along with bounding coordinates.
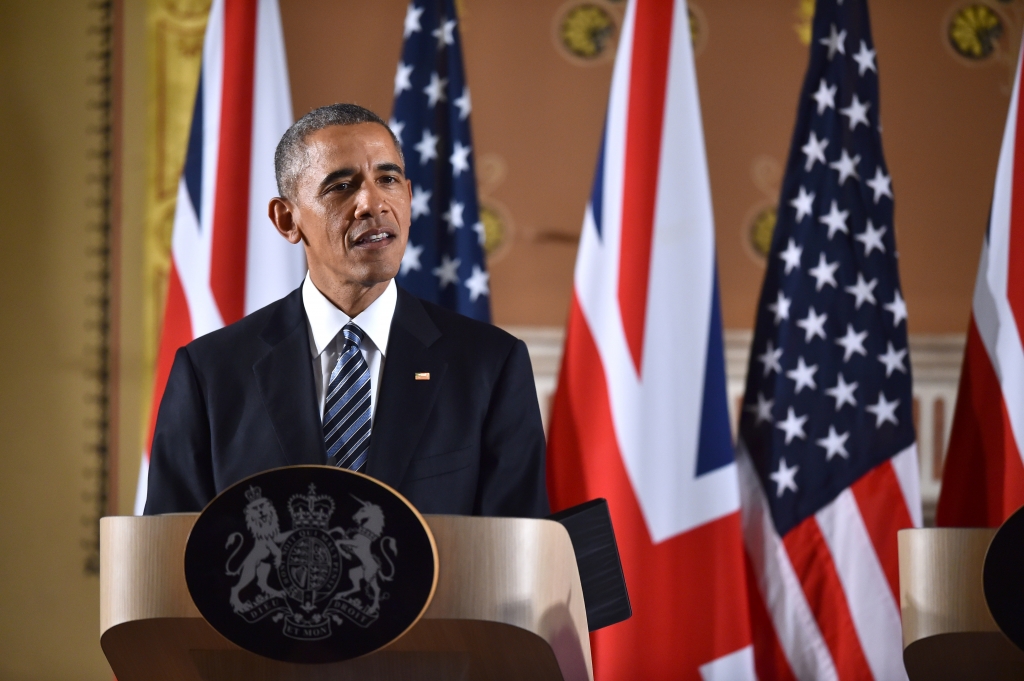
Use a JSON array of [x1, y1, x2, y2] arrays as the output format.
[[354, 182, 386, 219]]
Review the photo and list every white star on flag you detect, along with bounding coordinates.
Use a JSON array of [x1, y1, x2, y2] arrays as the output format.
[[817, 426, 850, 460], [840, 94, 871, 130], [747, 392, 774, 425], [770, 457, 800, 497], [786, 356, 819, 394], [450, 141, 471, 177], [812, 78, 837, 114], [791, 186, 815, 222], [845, 272, 878, 309], [819, 200, 850, 239], [473, 221, 486, 246], [884, 290, 908, 326], [410, 185, 432, 218], [776, 409, 808, 445], [808, 252, 839, 291], [433, 254, 461, 288], [394, 62, 413, 96], [758, 339, 784, 377], [414, 129, 439, 164], [404, 4, 424, 37], [769, 290, 791, 324], [835, 323, 868, 361], [796, 306, 828, 342], [802, 131, 829, 171], [825, 373, 858, 411], [878, 341, 908, 377], [829, 148, 861, 186], [401, 242, 424, 275], [465, 264, 490, 301], [852, 40, 877, 76], [866, 166, 893, 203], [779, 238, 803, 274], [388, 118, 405, 145], [443, 200, 464, 232], [423, 72, 448, 108], [866, 392, 900, 428], [820, 23, 847, 60], [454, 87, 471, 120], [855, 220, 887, 256], [433, 17, 456, 48]]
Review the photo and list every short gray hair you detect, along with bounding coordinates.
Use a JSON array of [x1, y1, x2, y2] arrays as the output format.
[[273, 103, 404, 199]]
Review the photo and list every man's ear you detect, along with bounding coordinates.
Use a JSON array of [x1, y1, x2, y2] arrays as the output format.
[[269, 197, 302, 244]]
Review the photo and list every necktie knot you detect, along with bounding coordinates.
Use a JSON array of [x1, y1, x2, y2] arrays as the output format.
[[342, 322, 365, 349]]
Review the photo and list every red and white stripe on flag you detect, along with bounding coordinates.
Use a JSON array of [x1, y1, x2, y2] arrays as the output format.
[[936, 42, 1024, 527], [739, 442, 920, 680], [547, 1, 756, 678], [134, 0, 304, 514]]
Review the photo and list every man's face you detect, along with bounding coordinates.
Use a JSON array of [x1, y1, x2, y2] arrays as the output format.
[[287, 123, 411, 291]]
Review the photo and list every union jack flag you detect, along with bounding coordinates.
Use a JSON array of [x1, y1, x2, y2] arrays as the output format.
[[134, 0, 304, 513], [547, 0, 756, 677], [936, 40, 1024, 527]]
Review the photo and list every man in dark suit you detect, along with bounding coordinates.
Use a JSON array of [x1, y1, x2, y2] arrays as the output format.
[[144, 104, 548, 518]]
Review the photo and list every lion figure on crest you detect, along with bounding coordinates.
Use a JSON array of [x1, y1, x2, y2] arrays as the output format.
[[225, 492, 287, 612], [332, 497, 397, 615]]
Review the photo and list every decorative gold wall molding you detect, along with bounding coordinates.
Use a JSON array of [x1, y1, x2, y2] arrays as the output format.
[[943, 1, 1024, 94], [742, 155, 783, 264], [794, 0, 814, 46], [552, 1, 621, 66]]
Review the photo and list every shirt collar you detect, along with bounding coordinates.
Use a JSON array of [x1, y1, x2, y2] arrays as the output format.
[[302, 273, 397, 358]]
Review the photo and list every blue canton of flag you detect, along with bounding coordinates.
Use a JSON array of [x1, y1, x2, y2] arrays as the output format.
[[739, 0, 914, 536], [389, 0, 490, 322]]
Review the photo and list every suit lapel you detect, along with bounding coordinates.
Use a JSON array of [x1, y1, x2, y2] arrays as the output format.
[[253, 288, 326, 466], [367, 288, 446, 488]]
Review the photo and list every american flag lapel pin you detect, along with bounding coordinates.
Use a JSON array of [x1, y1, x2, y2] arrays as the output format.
[[414, 372, 430, 381]]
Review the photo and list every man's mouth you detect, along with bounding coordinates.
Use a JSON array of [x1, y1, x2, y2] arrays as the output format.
[[352, 228, 396, 248]]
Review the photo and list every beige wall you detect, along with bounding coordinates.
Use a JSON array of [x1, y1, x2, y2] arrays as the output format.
[[112, 0, 149, 517], [0, 1, 118, 679]]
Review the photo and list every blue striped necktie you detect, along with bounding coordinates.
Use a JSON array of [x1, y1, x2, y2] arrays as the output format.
[[323, 322, 371, 471]]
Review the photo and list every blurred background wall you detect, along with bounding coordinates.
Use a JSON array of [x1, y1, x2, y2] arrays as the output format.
[[0, 0, 1019, 678], [0, 2, 121, 679]]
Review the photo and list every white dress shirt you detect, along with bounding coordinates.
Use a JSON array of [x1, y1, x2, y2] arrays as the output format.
[[302, 273, 398, 424]]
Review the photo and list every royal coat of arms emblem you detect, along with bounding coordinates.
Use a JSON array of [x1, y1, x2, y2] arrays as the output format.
[[224, 484, 398, 638], [185, 466, 437, 663]]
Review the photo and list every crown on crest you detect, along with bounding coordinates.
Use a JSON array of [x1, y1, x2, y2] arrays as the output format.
[[288, 483, 335, 529], [244, 485, 263, 503]]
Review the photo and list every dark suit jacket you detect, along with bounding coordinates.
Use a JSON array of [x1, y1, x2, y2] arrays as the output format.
[[144, 286, 549, 518]]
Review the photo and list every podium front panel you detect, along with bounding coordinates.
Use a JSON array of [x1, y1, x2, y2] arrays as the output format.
[[100, 514, 592, 681]]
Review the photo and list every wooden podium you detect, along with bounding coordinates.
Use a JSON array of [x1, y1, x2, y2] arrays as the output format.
[[898, 528, 1024, 680], [101, 514, 593, 681]]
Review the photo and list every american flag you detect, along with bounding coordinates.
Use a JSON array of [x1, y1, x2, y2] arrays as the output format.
[[737, 0, 922, 678], [389, 0, 490, 322], [134, 0, 304, 513]]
